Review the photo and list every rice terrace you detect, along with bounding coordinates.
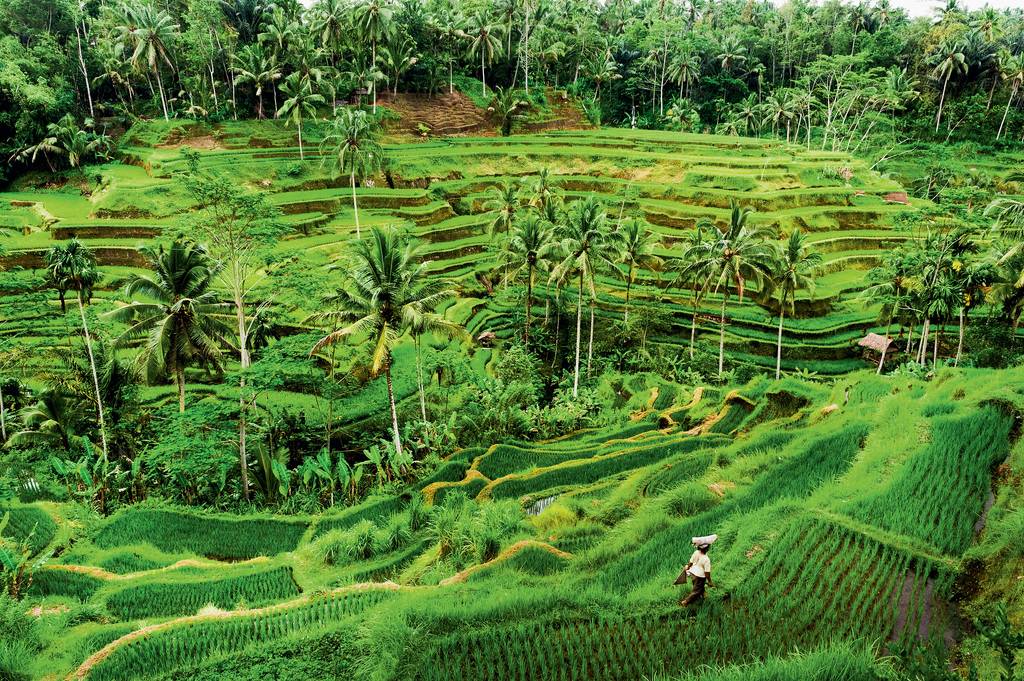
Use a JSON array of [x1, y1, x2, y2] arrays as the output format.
[[3, 0, 1024, 680]]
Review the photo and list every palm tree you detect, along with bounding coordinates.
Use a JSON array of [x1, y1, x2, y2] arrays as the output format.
[[354, 0, 394, 113], [768, 230, 821, 379], [12, 115, 110, 171], [46, 239, 108, 460], [671, 220, 716, 359], [499, 214, 556, 348], [233, 44, 280, 119], [314, 0, 348, 60], [311, 228, 459, 456], [717, 35, 747, 73], [220, 0, 269, 45], [587, 52, 621, 105], [997, 53, 1024, 139], [381, 34, 419, 95], [614, 218, 662, 324], [861, 253, 914, 374], [277, 73, 324, 161], [129, 4, 179, 121], [550, 196, 617, 397], [320, 109, 383, 239], [491, 86, 527, 136], [8, 390, 84, 451], [930, 40, 967, 133], [463, 11, 503, 98], [108, 242, 232, 414], [483, 180, 522, 238], [706, 202, 775, 377], [528, 167, 558, 212], [670, 51, 700, 99]]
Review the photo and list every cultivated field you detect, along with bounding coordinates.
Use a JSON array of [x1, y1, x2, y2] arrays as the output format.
[[6, 367, 1020, 679]]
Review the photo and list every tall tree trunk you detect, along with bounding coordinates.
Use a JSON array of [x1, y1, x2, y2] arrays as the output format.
[[775, 304, 785, 380], [917, 319, 930, 363], [624, 263, 633, 324], [955, 308, 965, 367], [933, 326, 940, 365], [935, 74, 950, 133], [372, 41, 378, 114], [525, 263, 534, 348], [718, 293, 728, 377], [176, 364, 186, 414], [75, 22, 94, 118], [297, 116, 304, 160], [878, 318, 892, 374], [481, 49, 487, 97], [156, 67, 169, 121], [385, 362, 402, 455], [416, 337, 426, 422], [551, 288, 562, 371], [998, 82, 1018, 139], [587, 299, 595, 377], [572, 272, 582, 398], [77, 295, 108, 461], [689, 296, 699, 360], [351, 170, 361, 238], [0, 380, 6, 442], [235, 290, 250, 501]]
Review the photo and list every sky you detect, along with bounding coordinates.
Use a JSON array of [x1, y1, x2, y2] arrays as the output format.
[[876, 0, 1024, 17]]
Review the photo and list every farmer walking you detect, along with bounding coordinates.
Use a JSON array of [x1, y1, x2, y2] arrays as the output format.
[[677, 534, 716, 607]]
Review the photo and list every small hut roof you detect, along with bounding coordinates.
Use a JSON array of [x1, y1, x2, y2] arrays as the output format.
[[857, 333, 892, 353], [476, 331, 497, 342]]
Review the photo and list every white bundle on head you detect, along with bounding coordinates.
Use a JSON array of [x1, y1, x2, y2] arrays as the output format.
[[691, 534, 718, 547]]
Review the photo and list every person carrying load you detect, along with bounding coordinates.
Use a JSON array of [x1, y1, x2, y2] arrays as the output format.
[[676, 534, 717, 606]]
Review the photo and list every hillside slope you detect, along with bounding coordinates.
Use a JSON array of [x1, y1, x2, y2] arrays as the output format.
[[8, 367, 1022, 679]]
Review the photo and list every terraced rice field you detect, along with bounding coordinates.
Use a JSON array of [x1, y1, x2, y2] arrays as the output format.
[[0, 121, 923, 409], [14, 367, 1019, 679]]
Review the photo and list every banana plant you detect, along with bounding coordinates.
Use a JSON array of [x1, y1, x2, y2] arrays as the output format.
[[361, 444, 388, 487]]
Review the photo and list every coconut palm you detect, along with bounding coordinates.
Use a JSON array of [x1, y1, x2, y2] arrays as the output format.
[[463, 11, 503, 97], [108, 242, 232, 414], [483, 180, 522, 238], [277, 72, 325, 161], [232, 44, 280, 119], [313, 0, 348, 59], [381, 34, 418, 95], [670, 51, 700, 100], [491, 86, 527, 136], [498, 214, 556, 348], [997, 53, 1024, 139], [587, 52, 621, 104], [8, 390, 85, 451], [12, 115, 110, 171], [354, 0, 394, 112], [929, 39, 967, 133], [320, 109, 383, 239], [717, 34, 747, 73], [46, 239, 108, 459], [613, 218, 662, 324], [549, 196, 617, 397], [129, 3, 179, 121], [311, 228, 459, 456], [528, 167, 559, 212], [768, 230, 821, 380], [220, 0, 269, 45], [670, 220, 717, 359], [706, 202, 775, 377], [861, 253, 915, 373]]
